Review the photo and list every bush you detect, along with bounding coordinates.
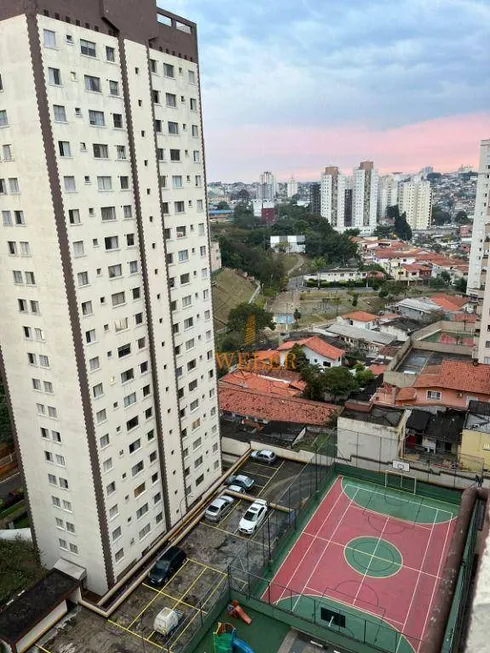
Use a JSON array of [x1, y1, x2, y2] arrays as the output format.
[[0, 538, 47, 606]]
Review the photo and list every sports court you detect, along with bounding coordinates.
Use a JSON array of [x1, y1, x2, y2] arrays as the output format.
[[265, 474, 459, 653]]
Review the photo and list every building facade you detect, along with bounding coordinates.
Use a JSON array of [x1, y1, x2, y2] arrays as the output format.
[[468, 140, 490, 295], [308, 182, 321, 216], [257, 171, 276, 201], [0, 0, 221, 595], [398, 180, 432, 230], [377, 175, 399, 220], [286, 176, 298, 198], [320, 166, 346, 232], [353, 161, 378, 234]]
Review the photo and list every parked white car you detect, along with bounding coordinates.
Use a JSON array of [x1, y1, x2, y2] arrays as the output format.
[[250, 450, 277, 465], [239, 499, 268, 535], [226, 484, 246, 495], [204, 496, 234, 523]]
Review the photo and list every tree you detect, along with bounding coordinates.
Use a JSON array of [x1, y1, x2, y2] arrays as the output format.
[[426, 172, 441, 182], [216, 201, 230, 211], [455, 210, 470, 225], [354, 365, 375, 387], [387, 205, 412, 241], [227, 303, 275, 346], [0, 537, 46, 606], [311, 257, 327, 288], [321, 367, 358, 399], [454, 277, 467, 293], [0, 380, 12, 445], [440, 270, 451, 285], [285, 344, 309, 373], [351, 293, 359, 307], [374, 225, 394, 239], [432, 205, 451, 226], [293, 308, 301, 322]]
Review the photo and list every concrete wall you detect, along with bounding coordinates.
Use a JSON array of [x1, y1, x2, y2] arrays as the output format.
[[460, 428, 490, 471], [17, 601, 67, 653], [337, 416, 405, 463]]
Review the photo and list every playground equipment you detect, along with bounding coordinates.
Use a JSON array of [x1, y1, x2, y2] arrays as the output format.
[[227, 600, 252, 624], [213, 622, 255, 653], [153, 607, 183, 636]]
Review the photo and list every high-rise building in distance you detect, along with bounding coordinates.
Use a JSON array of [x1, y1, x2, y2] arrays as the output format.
[[353, 161, 378, 234], [468, 140, 490, 295], [257, 171, 276, 201], [0, 0, 221, 595], [286, 176, 298, 198], [321, 166, 346, 231], [398, 181, 432, 230], [377, 175, 399, 220], [308, 183, 321, 216]]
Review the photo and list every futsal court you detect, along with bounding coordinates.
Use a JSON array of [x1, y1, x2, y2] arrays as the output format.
[[265, 473, 459, 653]]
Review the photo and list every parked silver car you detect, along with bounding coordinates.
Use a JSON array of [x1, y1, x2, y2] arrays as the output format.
[[204, 495, 234, 523], [250, 450, 277, 465], [225, 474, 255, 491]]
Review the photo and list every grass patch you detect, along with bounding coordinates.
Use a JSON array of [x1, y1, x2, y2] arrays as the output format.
[[212, 268, 257, 329], [0, 538, 47, 606], [0, 500, 25, 520]]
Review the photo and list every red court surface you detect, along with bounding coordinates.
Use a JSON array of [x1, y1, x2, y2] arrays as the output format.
[[265, 476, 457, 652]]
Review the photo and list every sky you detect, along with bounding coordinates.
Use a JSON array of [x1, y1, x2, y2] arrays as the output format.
[[159, 0, 490, 182]]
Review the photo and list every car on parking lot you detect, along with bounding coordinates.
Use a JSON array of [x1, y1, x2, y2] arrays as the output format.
[[204, 495, 235, 522], [225, 474, 255, 492], [250, 450, 277, 465], [239, 499, 268, 535], [226, 484, 246, 494], [147, 546, 187, 587]]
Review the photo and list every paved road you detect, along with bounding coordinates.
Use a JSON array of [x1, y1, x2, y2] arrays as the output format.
[[0, 471, 21, 499]]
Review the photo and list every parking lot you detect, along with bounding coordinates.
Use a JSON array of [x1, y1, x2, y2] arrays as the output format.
[[34, 456, 305, 653]]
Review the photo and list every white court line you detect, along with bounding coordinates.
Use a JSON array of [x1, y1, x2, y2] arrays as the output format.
[[417, 517, 453, 653], [273, 477, 347, 603], [291, 488, 360, 612], [396, 509, 438, 653], [300, 530, 443, 580], [343, 482, 455, 518], [353, 516, 389, 606]]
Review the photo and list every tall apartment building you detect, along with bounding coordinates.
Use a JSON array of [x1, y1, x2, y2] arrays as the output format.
[[377, 175, 399, 219], [320, 166, 346, 231], [308, 182, 321, 216], [286, 176, 298, 198], [257, 171, 276, 201], [468, 140, 490, 294], [352, 161, 378, 234], [398, 180, 432, 230], [0, 1, 221, 595]]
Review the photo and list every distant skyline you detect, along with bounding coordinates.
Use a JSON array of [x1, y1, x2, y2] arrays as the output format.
[[160, 0, 490, 182]]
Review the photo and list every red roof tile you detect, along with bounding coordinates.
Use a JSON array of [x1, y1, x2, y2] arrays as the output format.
[[430, 294, 468, 311], [396, 387, 417, 401], [413, 360, 490, 395], [277, 336, 344, 360], [220, 370, 304, 397], [369, 364, 387, 376], [219, 384, 338, 425], [341, 311, 377, 322]]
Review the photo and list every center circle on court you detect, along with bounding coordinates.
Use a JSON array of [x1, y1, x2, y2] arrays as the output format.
[[344, 536, 402, 578]]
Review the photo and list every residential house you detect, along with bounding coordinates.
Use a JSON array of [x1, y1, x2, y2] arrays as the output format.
[[460, 401, 490, 471], [338, 311, 378, 330], [277, 336, 344, 368], [324, 323, 396, 354], [405, 408, 464, 458], [219, 369, 305, 397], [378, 317, 421, 342]]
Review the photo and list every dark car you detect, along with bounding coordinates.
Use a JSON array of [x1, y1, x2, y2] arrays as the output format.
[[147, 546, 186, 587]]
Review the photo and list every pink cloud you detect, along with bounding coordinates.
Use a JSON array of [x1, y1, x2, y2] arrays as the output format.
[[205, 113, 490, 181]]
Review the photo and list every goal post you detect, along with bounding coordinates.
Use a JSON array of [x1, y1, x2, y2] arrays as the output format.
[[384, 470, 417, 494]]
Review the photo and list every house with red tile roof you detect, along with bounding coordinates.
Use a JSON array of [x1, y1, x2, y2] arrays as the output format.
[[338, 311, 378, 330], [430, 294, 471, 313], [219, 369, 305, 397], [277, 336, 344, 369], [219, 383, 338, 426], [376, 361, 490, 410]]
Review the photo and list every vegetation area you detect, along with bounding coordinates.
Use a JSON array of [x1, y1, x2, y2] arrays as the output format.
[[0, 378, 12, 445], [0, 538, 46, 606], [218, 303, 275, 355], [286, 345, 375, 402], [218, 201, 358, 292], [211, 268, 257, 330]]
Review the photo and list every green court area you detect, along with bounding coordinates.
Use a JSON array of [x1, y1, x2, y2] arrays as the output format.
[[344, 537, 402, 578], [275, 595, 414, 653], [342, 477, 459, 524]]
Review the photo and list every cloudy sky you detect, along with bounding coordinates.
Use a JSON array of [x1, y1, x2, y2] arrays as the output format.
[[159, 0, 490, 182]]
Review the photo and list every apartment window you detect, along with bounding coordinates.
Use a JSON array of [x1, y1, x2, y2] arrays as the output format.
[[116, 145, 126, 160], [192, 125, 199, 138], [124, 392, 136, 408], [127, 261, 138, 275], [115, 317, 128, 332], [123, 205, 132, 219], [168, 121, 179, 135], [13, 271, 23, 284], [89, 110, 105, 126], [132, 460, 144, 476], [118, 343, 131, 358], [197, 199, 204, 212], [81, 300, 93, 316], [175, 201, 185, 213], [190, 98, 197, 111], [112, 291, 125, 307], [120, 176, 129, 190], [86, 329, 96, 344], [39, 354, 49, 367], [85, 75, 101, 92], [106, 46, 115, 61], [184, 317, 193, 330], [2, 144, 12, 161], [136, 503, 148, 519], [93, 143, 109, 159], [132, 287, 141, 300], [33, 378, 42, 391], [59, 477, 68, 489], [157, 148, 165, 161], [59, 539, 68, 550], [64, 176, 76, 192], [48, 68, 61, 85], [68, 209, 81, 225], [200, 245, 206, 257], [186, 338, 195, 351], [113, 113, 123, 128], [163, 63, 174, 78], [190, 399, 199, 412], [43, 29, 56, 48], [109, 504, 118, 520], [112, 526, 121, 541], [166, 93, 177, 107], [135, 312, 143, 325], [427, 391, 441, 400], [192, 418, 200, 430], [115, 547, 124, 562], [30, 300, 39, 313], [93, 383, 104, 399], [178, 249, 189, 262], [127, 415, 139, 431], [80, 39, 96, 57], [103, 457, 113, 473], [180, 273, 190, 284], [170, 149, 181, 162], [52, 431, 62, 443], [139, 523, 151, 540], [109, 80, 119, 96], [126, 233, 135, 246], [77, 271, 89, 287], [62, 499, 72, 512], [129, 438, 141, 454], [194, 456, 203, 469], [69, 543, 79, 554], [7, 178, 19, 194], [193, 151, 200, 163], [106, 481, 116, 496], [188, 70, 196, 84], [121, 368, 134, 383], [73, 241, 84, 257], [89, 356, 100, 371], [189, 379, 197, 392], [0, 110, 8, 128], [141, 362, 149, 374], [152, 90, 160, 105], [108, 264, 122, 280], [150, 59, 157, 73], [98, 177, 113, 191], [100, 434, 110, 449], [2, 211, 12, 226], [52, 495, 61, 507]]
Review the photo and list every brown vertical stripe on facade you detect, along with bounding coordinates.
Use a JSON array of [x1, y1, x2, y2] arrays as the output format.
[[118, 36, 172, 527], [26, 9, 114, 588]]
